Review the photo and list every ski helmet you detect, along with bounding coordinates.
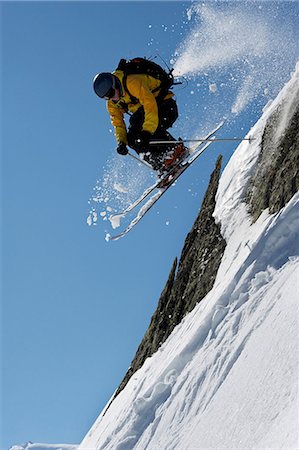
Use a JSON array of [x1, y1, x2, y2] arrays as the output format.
[[93, 73, 121, 99]]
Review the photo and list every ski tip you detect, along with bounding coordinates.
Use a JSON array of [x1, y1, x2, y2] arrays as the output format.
[[105, 233, 112, 242], [105, 232, 123, 242]]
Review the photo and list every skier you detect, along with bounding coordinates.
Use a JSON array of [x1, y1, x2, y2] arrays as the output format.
[[93, 58, 188, 174]]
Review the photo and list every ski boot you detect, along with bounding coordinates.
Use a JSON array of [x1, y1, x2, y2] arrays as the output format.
[[158, 142, 189, 187], [163, 142, 189, 170]]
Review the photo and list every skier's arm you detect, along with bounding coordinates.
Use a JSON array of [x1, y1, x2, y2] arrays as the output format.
[[107, 102, 128, 144], [126, 75, 159, 134]]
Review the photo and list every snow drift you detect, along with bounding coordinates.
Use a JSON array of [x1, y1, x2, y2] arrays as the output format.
[[78, 66, 299, 449]]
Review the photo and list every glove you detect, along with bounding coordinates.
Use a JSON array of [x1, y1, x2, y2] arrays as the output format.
[[116, 142, 128, 156], [134, 130, 151, 151]]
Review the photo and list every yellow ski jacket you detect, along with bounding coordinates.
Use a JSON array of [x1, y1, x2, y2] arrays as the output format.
[[106, 69, 173, 144]]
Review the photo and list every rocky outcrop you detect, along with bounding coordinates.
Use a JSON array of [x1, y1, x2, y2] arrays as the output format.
[[115, 258, 178, 396], [247, 89, 299, 221], [168, 155, 226, 321], [114, 155, 226, 398]]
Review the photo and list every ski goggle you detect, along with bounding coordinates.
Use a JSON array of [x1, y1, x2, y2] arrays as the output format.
[[103, 87, 116, 100], [103, 74, 118, 100], [104, 76, 123, 101]]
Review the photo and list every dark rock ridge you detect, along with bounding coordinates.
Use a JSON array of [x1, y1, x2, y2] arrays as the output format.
[[115, 155, 226, 397], [247, 87, 299, 221]]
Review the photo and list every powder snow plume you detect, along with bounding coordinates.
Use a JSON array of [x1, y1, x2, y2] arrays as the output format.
[[87, 154, 154, 228], [173, 2, 298, 115]]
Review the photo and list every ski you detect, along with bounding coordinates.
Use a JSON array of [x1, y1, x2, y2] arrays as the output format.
[[108, 138, 216, 241], [109, 120, 225, 223]]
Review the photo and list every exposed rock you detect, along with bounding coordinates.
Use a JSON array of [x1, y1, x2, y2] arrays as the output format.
[[114, 155, 226, 398], [247, 88, 299, 221], [115, 258, 178, 396], [169, 155, 226, 322]]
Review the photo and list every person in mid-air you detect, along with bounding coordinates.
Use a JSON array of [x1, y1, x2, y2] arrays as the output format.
[[93, 58, 188, 175]]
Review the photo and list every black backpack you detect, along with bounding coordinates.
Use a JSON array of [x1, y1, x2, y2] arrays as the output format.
[[116, 57, 175, 104]]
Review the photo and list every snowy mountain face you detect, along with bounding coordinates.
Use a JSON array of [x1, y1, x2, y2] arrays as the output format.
[[79, 66, 299, 449], [10, 443, 78, 450]]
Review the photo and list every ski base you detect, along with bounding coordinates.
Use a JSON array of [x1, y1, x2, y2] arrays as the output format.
[[109, 120, 225, 221], [108, 144, 217, 241], [108, 121, 225, 241]]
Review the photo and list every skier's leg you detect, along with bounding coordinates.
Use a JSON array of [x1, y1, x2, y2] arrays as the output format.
[[127, 99, 186, 172], [127, 107, 165, 170], [157, 97, 178, 130], [150, 98, 188, 171], [127, 108, 144, 150], [141, 98, 179, 169]]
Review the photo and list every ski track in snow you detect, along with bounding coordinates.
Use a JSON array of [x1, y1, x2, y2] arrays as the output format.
[[79, 65, 299, 450]]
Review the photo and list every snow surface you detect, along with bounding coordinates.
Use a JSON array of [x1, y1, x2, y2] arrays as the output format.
[[10, 444, 78, 450], [79, 66, 299, 449]]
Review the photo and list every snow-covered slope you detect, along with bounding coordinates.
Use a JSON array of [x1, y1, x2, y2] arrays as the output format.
[[10, 444, 78, 450], [79, 66, 299, 449]]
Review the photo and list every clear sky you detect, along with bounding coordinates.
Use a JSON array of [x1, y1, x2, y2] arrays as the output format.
[[1, 1, 298, 449]]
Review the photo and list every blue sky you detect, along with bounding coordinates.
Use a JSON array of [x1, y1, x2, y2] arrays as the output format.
[[1, 1, 298, 448]]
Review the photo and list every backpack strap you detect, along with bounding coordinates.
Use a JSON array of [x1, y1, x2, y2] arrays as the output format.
[[122, 72, 170, 105], [122, 73, 139, 104], [117, 58, 173, 105]]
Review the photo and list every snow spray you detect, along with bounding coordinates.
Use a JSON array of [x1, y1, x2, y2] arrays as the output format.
[[173, 3, 298, 115]]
